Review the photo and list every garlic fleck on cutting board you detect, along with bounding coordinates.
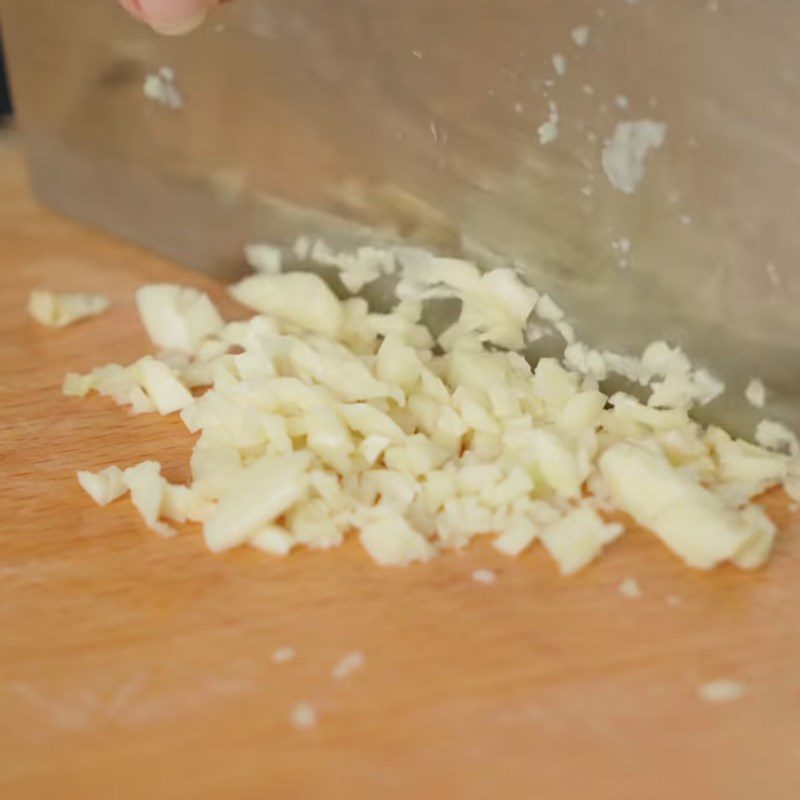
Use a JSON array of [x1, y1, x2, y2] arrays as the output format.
[[602, 120, 667, 193], [571, 26, 590, 47], [331, 651, 366, 680], [143, 67, 183, 109], [290, 702, 317, 730], [471, 569, 497, 585], [618, 577, 642, 599], [697, 679, 747, 704], [272, 646, 296, 664]]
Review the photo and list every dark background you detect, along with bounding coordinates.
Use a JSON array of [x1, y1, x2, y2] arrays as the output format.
[[1, 37, 12, 116]]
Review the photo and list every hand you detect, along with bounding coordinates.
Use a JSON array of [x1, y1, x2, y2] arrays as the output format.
[[119, 0, 226, 35]]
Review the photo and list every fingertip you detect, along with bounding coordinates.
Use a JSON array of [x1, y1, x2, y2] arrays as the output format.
[[119, 0, 146, 21], [149, 10, 209, 36], [135, 0, 216, 35]]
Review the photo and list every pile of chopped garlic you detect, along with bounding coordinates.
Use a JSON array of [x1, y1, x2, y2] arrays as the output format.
[[63, 242, 800, 574]]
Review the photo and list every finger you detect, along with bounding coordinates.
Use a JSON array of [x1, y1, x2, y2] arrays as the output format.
[[131, 0, 219, 35], [119, 0, 145, 20]]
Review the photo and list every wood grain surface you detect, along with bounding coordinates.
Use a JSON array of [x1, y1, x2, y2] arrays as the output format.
[[1, 137, 800, 800]]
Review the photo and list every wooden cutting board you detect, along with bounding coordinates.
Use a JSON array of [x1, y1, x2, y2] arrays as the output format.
[[1, 136, 799, 800]]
